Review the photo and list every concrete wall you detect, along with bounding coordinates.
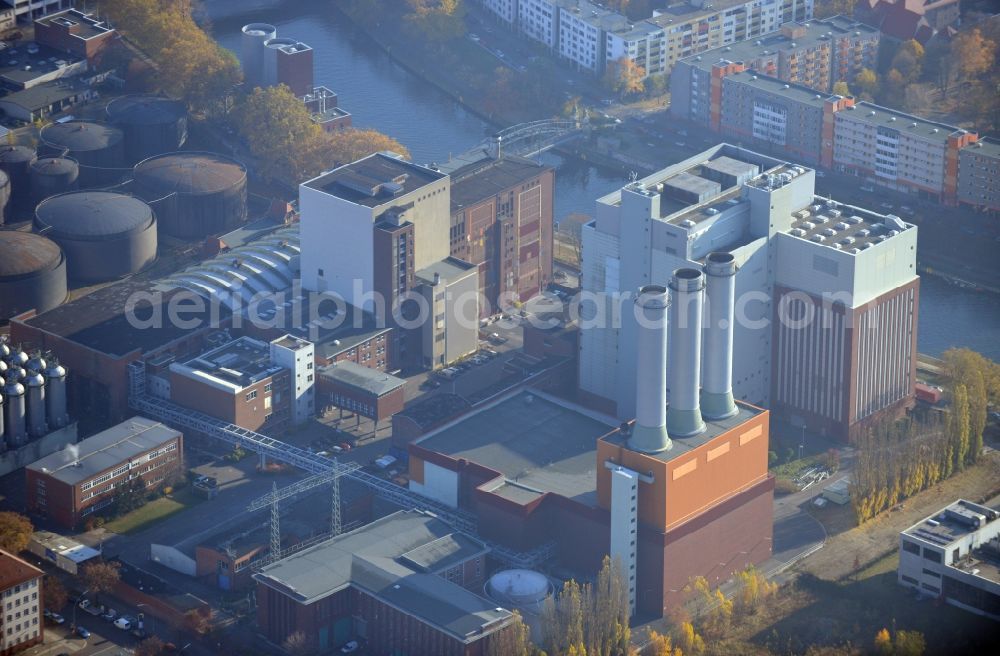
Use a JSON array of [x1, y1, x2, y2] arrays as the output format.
[[409, 457, 460, 508]]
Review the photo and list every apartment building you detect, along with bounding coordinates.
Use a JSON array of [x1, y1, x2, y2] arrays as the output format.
[[957, 138, 1000, 214], [2, 0, 72, 24], [0, 550, 43, 656], [671, 15, 879, 100], [25, 417, 183, 529], [578, 144, 918, 440], [519, 0, 560, 49], [481, 0, 518, 26]]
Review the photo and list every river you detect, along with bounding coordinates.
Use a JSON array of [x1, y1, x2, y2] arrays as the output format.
[[207, 0, 999, 360]]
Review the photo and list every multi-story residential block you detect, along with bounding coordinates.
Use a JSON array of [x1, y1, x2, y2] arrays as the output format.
[[518, 0, 561, 50], [832, 102, 978, 204], [0, 550, 43, 656], [447, 153, 555, 313], [957, 137, 1000, 214], [671, 15, 878, 99], [25, 417, 183, 528], [2, 0, 73, 24], [578, 144, 918, 441], [481, 0, 519, 26], [558, 0, 621, 74], [898, 499, 1000, 620]]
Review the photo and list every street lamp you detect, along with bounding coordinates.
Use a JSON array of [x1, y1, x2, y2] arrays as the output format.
[[71, 587, 91, 631]]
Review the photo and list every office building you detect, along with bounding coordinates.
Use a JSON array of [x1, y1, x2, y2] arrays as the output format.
[[898, 499, 1000, 620], [317, 361, 406, 424], [578, 144, 918, 441], [254, 510, 513, 655], [0, 549, 43, 655], [447, 154, 555, 314], [269, 335, 315, 426], [2, 0, 72, 24], [33, 8, 115, 64], [25, 416, 182, 528]]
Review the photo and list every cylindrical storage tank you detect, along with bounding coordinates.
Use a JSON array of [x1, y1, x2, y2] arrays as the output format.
[[630, 285, 671, 454], [133, 152, 247, 239], [0, 145, 37, 214], [0, 232, 68, 322], [241, 23, 276, 88], [29, 157, 79, 205], [486, 570, 552, 611], [667, 268, 707, 438], [3, 377, 26, 448], [39, 121, 126, 187], [35, 191, 158, 282], [262, 37, 297, 86], [0, 381, 5, 449], [25, 371, 46, 438], [702, 252, 739, 420], [44, 361, 68, 429], [0, 169, 9, 226], [106, 95, 188, 165]]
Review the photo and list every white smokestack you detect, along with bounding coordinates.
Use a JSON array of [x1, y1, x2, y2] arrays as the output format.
[[667, 268, 706, 437], [629, 285, 671, 454], [702, 252, 738, 420]]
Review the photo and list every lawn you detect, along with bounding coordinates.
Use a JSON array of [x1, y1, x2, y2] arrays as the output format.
[[104, 487, 203, 536]]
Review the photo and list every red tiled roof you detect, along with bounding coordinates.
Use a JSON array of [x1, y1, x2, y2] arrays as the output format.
[[0, 548, 43, 591], [879, 4, 932, 41]]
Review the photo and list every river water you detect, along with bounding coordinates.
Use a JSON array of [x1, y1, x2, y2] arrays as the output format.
[[209, 0, 999, 360]]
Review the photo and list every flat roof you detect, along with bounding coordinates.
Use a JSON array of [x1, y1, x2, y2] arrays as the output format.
[[449, 155, 551, 210], [838, 101, 968, 145], [35, 9, 113, 40], [0, 79, 86, 111], [302, 152, 445, 208], [396, 393, 471, 431], [679, 15, 878, 74], [962, 137, 1000, 160], [650, 0, 748, 25], [0, 42, 83, 87], [265, 298, 392, 361], [27, 416, 180, 486], [415, 257, 477, 284], [20, 281, 229, 357], [176, 336, 281, 391], [318, 361, 405, 397], [786, 196, 915, 253], [416, 390, 618, 505], [254, 511, 509, 642], [725, 70, 834, 108], [30, 531, 101, 564], [903, 499, 1000, 549]]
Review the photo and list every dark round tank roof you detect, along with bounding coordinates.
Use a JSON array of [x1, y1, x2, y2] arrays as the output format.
[[106, 95, 187, 126], [134, 151, 246, 195], [35, 191, 155, 240], [0, 145, 35, 163], [0, 231, 63, 278], [40, 120, 124, 152], [31, 157, 79, 176]]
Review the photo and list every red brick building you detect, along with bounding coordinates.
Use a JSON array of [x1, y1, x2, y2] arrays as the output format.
[[447, 155, 554, 315], [316, 361, 405, 424], [25, 417, 183, 529], [254, 511, 512, 655], [0, 550, 44, 656], [33, 9, 115, 65]]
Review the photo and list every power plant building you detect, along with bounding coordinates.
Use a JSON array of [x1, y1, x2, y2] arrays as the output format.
[[578, 144, 918, 441], [25, 416, 183, 529]]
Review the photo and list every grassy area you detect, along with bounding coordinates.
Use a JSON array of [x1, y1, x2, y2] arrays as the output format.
[[104, 487, 203, 536]]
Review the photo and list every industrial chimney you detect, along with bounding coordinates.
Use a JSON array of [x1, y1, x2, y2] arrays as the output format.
[[667, 268, 706, 437], [630, 285, 671, 454], [702, 252, 738, 420]]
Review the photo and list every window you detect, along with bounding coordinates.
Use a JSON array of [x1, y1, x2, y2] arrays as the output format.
[[307, 362, 313, 370], [246, 390, 258, 402], [318, 268, 324, 277], [264, 383, 272, 393], [902, 540, 920, 556], [306, 374, 313, 383], [923, 548, 942, 564]]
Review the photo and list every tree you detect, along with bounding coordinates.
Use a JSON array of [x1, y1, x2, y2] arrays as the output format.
[[891, 40, 924, 82], [874, 628, 892, 655], [235, 84, 324, 182], [0, 512, 33, 553], [487, 610, 535, 656], [814, 0, 856, 19], [81, 561, 121, 603], [832, 80, 851, 96], [951, 28, 997, 79], [324, 128, 411, 168], [605, 57, 646, 98], [43, 575, 68, 612], [136, 636, 167, 656], [540, 557, 630, 655], [690, 576, 731, 639], [647, 630, 681, 656], [112, 479, 147, 517], [854, 68, 878, 98], [952, 384, 970, 470], [281, 631, 315, 656], [894, 630, 926, 656], [734, 566, 777, 617], [676, 621, 704, 655]]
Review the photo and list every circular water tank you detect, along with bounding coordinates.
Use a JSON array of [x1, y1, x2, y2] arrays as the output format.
[[39, 120, 126, 187], [30, 157, 79, 206], [486, 570, 553, 609], [106, 95, 188, 165], [35, 191, 157, 282], [133, 151, 247, 239], [0, 145, 37, 214], [241, 23, 276, 88], [0, 231, 67, 322]]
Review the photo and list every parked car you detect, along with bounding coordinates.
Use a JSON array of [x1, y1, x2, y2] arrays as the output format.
[[860, 184, 875, 192], [101, 609, 117, 622], [483, 349, 500, 359], [76, 626, 91, 639], [49, 613, 65, 625], [330, 445, 343, 453], [340, 640, 360, 654], [338, 442, 352, 452], [879, 202, 894, 210]]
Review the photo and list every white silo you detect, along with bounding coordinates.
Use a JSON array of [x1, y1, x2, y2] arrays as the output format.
[[702, 252, 739, 420], [25, 371, 46, 438], [3, 375, 26, 448], [667, 268, 707, 437], [0, 375, 5, 447], [241, 23, 277, 89], [45, 361, 68, 429], [630, 285, 671, 454]]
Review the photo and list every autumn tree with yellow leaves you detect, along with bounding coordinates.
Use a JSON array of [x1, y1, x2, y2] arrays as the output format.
[[540, 556, 632, 656]]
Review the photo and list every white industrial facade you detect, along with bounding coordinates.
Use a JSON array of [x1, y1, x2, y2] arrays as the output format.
[[269, 335, 316, 426], [578, 144, 917, 440]]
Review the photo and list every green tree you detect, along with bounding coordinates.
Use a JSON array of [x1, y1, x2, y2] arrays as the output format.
[[894, 630, 926, 656], [486, 610, 536, 656], [605, 57, 646, 98], [0, 512, 33, 553], [854, 68, 878, 99], [43, 575, 68, 612], [676, 621, 705, 655], [81, 561, 121, 604], [952, 383, 970, 470], [832, 80, 851, 96]]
